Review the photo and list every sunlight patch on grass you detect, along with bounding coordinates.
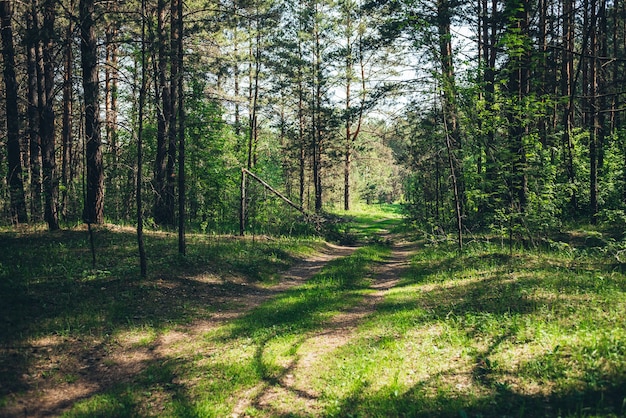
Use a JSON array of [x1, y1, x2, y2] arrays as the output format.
[[298, 241, 626, 417]]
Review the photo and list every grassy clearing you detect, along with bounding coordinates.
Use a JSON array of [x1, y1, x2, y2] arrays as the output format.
[[0, 226, 322, 404], [327, 203, 405, 244]]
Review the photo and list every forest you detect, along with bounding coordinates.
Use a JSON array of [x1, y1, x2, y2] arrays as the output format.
[[2, 0, 626, 416], [2, 0, 626, 241]]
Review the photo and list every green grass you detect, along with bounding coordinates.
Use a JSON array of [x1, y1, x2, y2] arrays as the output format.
[[326, 203, 406, 244], [3, 208, 626, 417], [311, 240, 626, 417], [0, 226, 322, 405], [0, 227, 321, 338], [56, 244, 389, 417]]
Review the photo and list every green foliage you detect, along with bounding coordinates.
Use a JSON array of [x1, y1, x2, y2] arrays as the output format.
[[185, 79, 240, 233]]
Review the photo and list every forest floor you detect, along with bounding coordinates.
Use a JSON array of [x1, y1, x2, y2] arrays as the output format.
[[2, 207, 626, 417], [1, 240, 367, 417], [1, 210, 415, 417]]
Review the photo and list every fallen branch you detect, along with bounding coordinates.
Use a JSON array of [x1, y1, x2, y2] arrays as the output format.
[[242, 168, 306, 214]]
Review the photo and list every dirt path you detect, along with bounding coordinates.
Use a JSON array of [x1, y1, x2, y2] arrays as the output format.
[[2, 226, 416, 418], [232, 233, 417, 416]]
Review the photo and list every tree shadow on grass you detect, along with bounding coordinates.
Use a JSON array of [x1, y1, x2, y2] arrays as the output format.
[[330, 370, 626, 417], [328, 248, 626, 417], [0, 228, 311, 416]]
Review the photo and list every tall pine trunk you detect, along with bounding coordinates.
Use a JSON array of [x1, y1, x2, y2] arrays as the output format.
[[40, 0, 59, 230], [0, 0, 27, 224], [312, 0, 323, 213], [25, 10, 42, 221], [137, 0, 148, 278], [154, 0, 173, 226], [61, 2, 74, 220], [80, 0, 104, 224], [561, 0, 577, 212], [437, 0, 463, 249], [172, 0, 185, 254]]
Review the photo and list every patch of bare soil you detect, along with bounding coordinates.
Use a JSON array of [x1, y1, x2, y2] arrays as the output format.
[[0, 242, 357, 418], [232, 234, 419, 417]]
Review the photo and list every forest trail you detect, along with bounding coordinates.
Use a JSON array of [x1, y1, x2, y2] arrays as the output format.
[[1, 218, 414, 418], [232, 221, 417, 416]]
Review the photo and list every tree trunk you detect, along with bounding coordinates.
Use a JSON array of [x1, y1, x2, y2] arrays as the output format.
[[298, 34, 306, 210], [25, 10, 42, 221], [480, 0, 498, 216], [0, 0, 27, 224], [437, 0, 463, 246], [313, 0, 323, 213], [61, 3, 74, 220], [137, 0, 148, 278], [561, 0, 576, 212], [105, 24, 119, 218], [344, 6, 353, 211], [174, 0, 185, 255], [154, 0, 173, 226], [80, 0, 104, 224], [167, 0, 180, 231], [39, 0, 59, 230]]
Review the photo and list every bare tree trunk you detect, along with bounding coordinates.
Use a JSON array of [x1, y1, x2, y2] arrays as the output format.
[[105, 24, 119, 218], [0, 0, 27, 224], [80, 0, 104, 224], [61, 2, 74, 220], [166, 0, 180, 231], [298, 34, 306, 209], [313, 0, 323, 213], [594, 0, 607, 220], [561, 0, 576, 212], [343, 7, 353, 211], [479, 0, 498, 216], [437, 0, 463, 247], [233, 0, 241, 137], [173, 0, 185, 255], [154, 0, 172, 226]]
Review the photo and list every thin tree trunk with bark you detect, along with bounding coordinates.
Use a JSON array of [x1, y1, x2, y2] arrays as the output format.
[[174, 0, 185, 255], [0, 0, 27, 224], [166, 0, 180, 231], [61, 3, 74, 220], [137, 0, 148, 278], [313, 0, 323, 213], [561, 0, 577, 212], [40, 0, 59, 230], [80, 0, 104, 224], [437, 0, 463, 245], [105, 24, 119, 218], [25, 10, 42, 221], [154, 0, 173, 226]]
